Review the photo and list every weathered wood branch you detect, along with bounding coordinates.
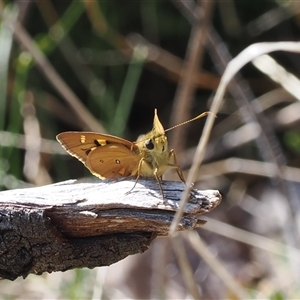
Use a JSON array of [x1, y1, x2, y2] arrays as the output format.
[[0, 178, 221, 280]]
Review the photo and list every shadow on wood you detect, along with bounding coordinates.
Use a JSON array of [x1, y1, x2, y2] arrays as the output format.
[[0, 178, 221, 280]]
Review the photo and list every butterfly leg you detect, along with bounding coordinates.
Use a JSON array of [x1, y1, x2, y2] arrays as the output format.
[[168, 149, 185, 183], [126, 158, 165, 200], [125, 157, 145, 195], [153, 168, 165, 200]]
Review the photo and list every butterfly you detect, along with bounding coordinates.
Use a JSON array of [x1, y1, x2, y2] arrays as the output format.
[[56, 109, 209, 199]]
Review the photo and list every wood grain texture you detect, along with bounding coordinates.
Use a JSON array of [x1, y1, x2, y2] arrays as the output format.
[[0, 178, 221, 280]]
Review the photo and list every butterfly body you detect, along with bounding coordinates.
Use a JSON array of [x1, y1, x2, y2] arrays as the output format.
[[56, 109, 209, 198], [134, 117, 170, 178]]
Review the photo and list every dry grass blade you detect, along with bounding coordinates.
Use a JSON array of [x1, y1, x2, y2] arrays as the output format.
[[253, 54, 300, 101], [169, 41, 300, 236], [185, 231, 249, 300], [34, 0, 104, 99], [128, 34, 220, 90], [22, 94, 52, 185], [0, 130, 65, 154], [171, 236, 201, 299], [203, 218, 300, 263], [84, 0, 219, 92], [197, 158, 300, 183], [246, 2, 300, 37], [0, 5, 105, 132], [169, 0, 214, 153]]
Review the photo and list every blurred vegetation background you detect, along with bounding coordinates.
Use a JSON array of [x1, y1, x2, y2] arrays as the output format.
[[1, 0, 300, 299]]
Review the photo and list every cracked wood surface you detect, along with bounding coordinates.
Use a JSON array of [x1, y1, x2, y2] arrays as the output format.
[[0, 178, 221, 280]]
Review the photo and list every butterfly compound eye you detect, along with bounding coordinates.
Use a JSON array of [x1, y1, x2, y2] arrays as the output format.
[[145, 139, 154, 150]]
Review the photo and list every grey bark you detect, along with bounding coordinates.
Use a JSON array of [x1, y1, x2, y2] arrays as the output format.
[[0, 178, 221, 280]]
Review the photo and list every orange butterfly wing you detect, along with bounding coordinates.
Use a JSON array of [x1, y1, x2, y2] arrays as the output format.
[[85, 143, 141, 179], [56, 132, 141, 179]]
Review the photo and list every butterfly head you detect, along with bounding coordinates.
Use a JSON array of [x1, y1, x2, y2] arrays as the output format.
[[135, 109, 168, 155], [142, 133, 168, 154]]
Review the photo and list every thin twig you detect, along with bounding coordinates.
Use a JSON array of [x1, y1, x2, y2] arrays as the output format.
[[185, 231, 250, 300], [128, 34, 220, 90], [0, 130, 65, 154], [203, 218, 300, 262], [169, 42, 300, 235], [195, 158, 300, 183], [83, 0, 219, 92], [171, 236, 201, 300], [0, 5, 105, 132], [169, 0, 215, 153], [34, 0, 105, 100]]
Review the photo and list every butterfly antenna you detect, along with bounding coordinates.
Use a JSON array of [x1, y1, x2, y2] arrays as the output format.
[[165, 111, 212, 133]]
